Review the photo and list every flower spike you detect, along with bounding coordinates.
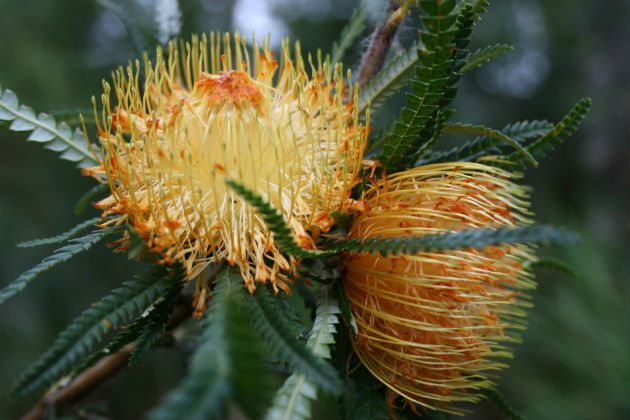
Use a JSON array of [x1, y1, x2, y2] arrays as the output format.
[[85, 33, 368, 297], [343, 162, 537, 415]]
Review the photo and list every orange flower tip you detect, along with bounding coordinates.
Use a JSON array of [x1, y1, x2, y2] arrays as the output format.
[[313, 212, 334, 232], [196, 70, 263, 109], [81, 167, 97, 176], [297, 235, 313, 249], [213, 163, 225, 173], [346, 199, 369, 214]]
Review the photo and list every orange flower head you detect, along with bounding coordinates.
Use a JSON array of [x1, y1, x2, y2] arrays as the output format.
[[85, 33, 367, 296], [343, 162, 536, 415]]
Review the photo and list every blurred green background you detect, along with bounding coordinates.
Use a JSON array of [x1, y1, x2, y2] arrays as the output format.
[[0, 0, 628, 419]]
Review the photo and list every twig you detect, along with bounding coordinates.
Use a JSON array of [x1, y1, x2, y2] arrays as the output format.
[[356, 0, 411, 87], [21, 293, 194, 420]]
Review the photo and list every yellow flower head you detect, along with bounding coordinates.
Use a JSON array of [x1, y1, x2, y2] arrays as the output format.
[[85, 33, 367, 296], [343, 162, 536, 415]]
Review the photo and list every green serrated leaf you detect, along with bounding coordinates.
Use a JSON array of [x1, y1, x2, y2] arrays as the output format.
[[503, 98, 592, 169], [525, 257, 580, 279], [1, 229, 112, 306], [334, 281, 356, 338], [128, 274, 185, 366], [13, 263, 180, 399], [149, 268, 274, 420], [320, 225, 578, 256], [461, 43, 513, 72], [0, 85, 99, 168], [265, 285, 340, 420], [378, 1, 463, 172], [418, 119, 552, 165], [248, 283, 343, 397], [331, 6, 368, 65], [78, 263, 185, 370], [225, 179, 326, 258], [443, 122, 538, 166], [17, 217, 101, 248], [483, 386, 526, 420]]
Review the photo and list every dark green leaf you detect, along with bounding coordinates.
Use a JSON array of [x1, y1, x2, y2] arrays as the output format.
[[525, 257, 580, 279], [13, 263, 181, 399], [248, 283, 343, 396], [461, 44, 513, 72], [442, 122, 538, 166], [17, 217, 101, 248], [265, 286, 340, 420], [319, 225, 578, 256], [503, 98, 592, 169], [149, 268, 275, 420], [1, 229, 112, 306]]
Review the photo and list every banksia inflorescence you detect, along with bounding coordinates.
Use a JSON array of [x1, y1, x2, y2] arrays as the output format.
[[343, 163, 537, 414], [83, 33, 367, 299]]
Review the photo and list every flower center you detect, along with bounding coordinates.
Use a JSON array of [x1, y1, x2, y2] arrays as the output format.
[[194, 70, 263, 109]]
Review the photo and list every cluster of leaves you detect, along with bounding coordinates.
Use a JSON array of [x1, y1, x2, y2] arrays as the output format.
[[0, 0, 590, 419]]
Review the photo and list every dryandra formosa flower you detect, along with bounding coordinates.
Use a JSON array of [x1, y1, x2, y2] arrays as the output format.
[[84, 33, 367, 301], [343, 162, 537, 415]]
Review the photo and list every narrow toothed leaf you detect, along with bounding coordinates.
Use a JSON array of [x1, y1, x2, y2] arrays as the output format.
[[225, 179, 326, 258], [418, 119, 552, 165], [75, 183, 110, 215], [1, 229, 113, 306], [78, 263, 185, 370], [27, 114, 57, 142], [265, 286, 341, 420], [17, 217, 101, 248], [461, 43, 514, 72], [13, 263, 181, 399], [358, 43, 418, 115], [379, 1, 479, 172], [149, 269, 274, 420], [319, 225, 578, 256], [331, 6, 368, 65], [503, 98, 592, 169], [247, 284, 343, 396], [525, 257, 580, 278], [442, 122, 538, 166]]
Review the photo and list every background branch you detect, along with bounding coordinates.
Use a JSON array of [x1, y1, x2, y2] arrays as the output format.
[[357, 0, 411, 87]]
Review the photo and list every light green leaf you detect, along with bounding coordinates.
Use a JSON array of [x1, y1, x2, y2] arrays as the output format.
[[0, 85, 99, 168], [461, 44, 513, 72], [265, 286, 340, 420]]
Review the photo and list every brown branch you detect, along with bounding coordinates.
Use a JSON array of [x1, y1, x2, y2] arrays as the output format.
[[356, 0, 411, 87], [21, 292, 194, 420]]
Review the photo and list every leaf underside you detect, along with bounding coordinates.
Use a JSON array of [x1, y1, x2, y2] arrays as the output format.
[[0, 84, 98, 168]]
